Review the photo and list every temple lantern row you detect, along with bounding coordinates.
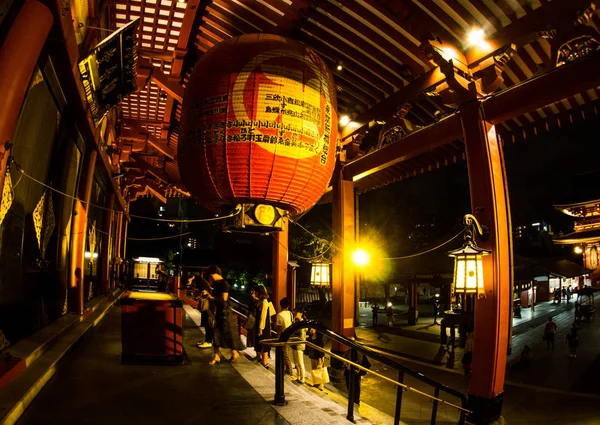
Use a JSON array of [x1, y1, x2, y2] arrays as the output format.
[[178, 34, 338, 232]]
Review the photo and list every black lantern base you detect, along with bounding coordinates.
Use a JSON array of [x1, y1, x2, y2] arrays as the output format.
[[467, 392, 504, 425]]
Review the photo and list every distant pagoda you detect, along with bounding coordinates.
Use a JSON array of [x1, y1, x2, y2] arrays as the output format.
[[554, 199, 600, 285]]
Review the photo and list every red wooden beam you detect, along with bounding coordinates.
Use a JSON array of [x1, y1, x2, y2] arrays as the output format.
[[343, 114, 462, 180], [483, 53, 600, 125], [341, 67, 445, 140]]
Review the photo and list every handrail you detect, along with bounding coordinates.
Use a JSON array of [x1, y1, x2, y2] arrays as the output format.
[[260, 338, 470, 414], [229, 296, 248, 312], [230, 297, 277, 336], [279, 320, 470, 423]]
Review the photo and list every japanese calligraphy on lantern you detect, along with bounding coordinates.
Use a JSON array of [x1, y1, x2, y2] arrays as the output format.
[[179, 34, 338, 215], [185, 48, 335, 164]]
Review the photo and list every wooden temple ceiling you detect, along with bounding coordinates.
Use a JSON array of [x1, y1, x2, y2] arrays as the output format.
[[107, 0, 600, 202]]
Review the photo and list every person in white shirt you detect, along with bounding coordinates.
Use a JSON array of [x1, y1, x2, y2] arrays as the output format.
[[276, 297, 294, 375], [290, 311, 307, 384]]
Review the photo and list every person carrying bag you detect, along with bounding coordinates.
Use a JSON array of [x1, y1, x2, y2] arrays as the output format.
[[192, 274, 215, 349], [307, 328, 329, 390]]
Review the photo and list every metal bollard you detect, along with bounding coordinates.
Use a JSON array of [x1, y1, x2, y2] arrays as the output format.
[[273, 345, 287, 406]]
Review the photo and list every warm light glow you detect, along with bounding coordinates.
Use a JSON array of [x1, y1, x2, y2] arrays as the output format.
[[440, 47, 458, 61], [387, 302, 392, 308], [449, 241, 490, 297], [468, 28, 485, 46], [339, 115, 351, 126], [135, 256, 162, 263], [453, 254, 484, 293], [310, 263, 331, 286], [352, 249, 370, 267], [574, 246, 584, 254], [336, 64, 343, 71]]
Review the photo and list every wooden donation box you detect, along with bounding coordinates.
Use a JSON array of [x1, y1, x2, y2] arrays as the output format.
[[120, 291, 183, 363]]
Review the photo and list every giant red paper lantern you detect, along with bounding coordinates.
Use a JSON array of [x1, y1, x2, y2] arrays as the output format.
[[178, 34, 338, 216]]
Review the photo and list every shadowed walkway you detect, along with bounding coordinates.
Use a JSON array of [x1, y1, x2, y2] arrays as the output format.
[[15, 306, 288, 425]]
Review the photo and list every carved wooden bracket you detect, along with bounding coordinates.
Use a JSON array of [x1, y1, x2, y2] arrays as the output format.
[[535, 2, 600, 68], [339, 131, 366, 163], [423, 41, 476, 106], [472, 44, 517, 95]]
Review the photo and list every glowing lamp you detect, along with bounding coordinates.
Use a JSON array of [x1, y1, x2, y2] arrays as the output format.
[[448, 214, 491, 297], [310, 263, 331, 287], [574, 246, 583, 254], [468, 29, 485, 46], [339, 115, 351, 126], [352, 249, 370, 267]]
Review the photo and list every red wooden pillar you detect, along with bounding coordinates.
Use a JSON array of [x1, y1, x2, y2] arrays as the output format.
[[0, 0, 53, 199], [70, 150, 97, 314], [272, 217, 289, 312], [332, 173, 355, 341], [114, 210, 123, 287], [460, 101, 512, 424], [101, 194, 115, 295], [121, 216, 129, 286]]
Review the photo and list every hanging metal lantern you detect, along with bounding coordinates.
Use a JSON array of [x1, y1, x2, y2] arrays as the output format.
[[310, 262, 331, 287], [179, 34, 338, 230], [448, 214, 491, 297]]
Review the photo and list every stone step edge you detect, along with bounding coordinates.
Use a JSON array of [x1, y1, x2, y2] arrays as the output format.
[[0, 289, 124, 425], [234, 350, 398, 425], [0, 288, 121, 392]]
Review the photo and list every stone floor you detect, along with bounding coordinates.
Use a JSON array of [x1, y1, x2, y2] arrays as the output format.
[[15, 306, 289, 425], [351, 296, 600, 424], [12, 295, 600, 425]]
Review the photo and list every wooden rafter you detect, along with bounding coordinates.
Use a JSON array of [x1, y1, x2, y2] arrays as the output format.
[[120, 119, 175, 159]]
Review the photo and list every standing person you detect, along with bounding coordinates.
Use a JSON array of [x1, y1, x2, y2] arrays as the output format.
[[192, 273, 214, 348], [290, 311, 307, 384], [544, 317, 557, 350], [371, 303, 380, 327], [307, 328, 329, 390], [566, 286, 572, 303], [461, 331, 474, 376], [202, 265, 245, 365], [155, 263, 168, 292], [567, 321, 580, 358], [344, 341, 371, 405], [255, 285, 272, 368], [566, 328, 579, 358], [386, 305, 394, 327], [432, 299, 439, 325], [276, 297, 295, 375], [245, 287, 260, 358]]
